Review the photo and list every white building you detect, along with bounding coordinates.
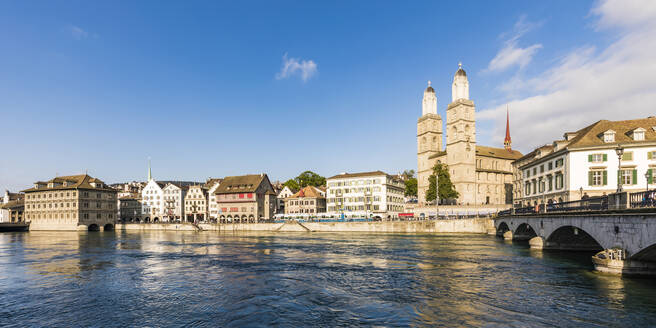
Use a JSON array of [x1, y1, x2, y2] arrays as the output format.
[[185, 185, 207, 222], [205, 178, 223, 219], [141, 179, 165, 221], [276, 185, 296, 214], [515, 117, 656, 206], [163, 183, 186, 222], [326, 171, 405, 219]]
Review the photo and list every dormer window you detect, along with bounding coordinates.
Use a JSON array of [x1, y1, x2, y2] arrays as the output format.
[[632, 128, 646, 141], [48, 183, 54, 188], [603, 130, 616, 143]]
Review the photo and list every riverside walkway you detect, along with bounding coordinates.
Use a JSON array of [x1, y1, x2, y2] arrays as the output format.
[[495, 189, 656, 275]]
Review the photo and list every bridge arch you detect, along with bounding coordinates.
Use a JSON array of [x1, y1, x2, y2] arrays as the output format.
[[630, 244, 656, 262], [514, 223, 538, 241], [88, 224, 100, 231], [104, 223, 114, 231], [545, 225, 603, 252], [497, 221, 510, 234]]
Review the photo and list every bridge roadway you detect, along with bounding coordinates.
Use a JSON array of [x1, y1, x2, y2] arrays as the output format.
[[494, 210, 656, 276]]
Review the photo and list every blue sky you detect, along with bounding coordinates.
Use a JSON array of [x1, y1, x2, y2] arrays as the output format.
[[2, 0, 655, 190]]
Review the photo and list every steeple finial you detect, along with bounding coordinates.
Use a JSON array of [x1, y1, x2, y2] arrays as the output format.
[[148, 157, 152, 181], [458, 62, 462, 69], [427, 80, 431, 87], [504, 105, 512, 151]]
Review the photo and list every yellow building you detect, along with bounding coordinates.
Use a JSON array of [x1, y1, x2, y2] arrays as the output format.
[[23, 174, 118, 231]]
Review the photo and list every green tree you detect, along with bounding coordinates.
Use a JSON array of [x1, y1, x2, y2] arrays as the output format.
[[284, 171, 326, 191], [401, 169, 415, 181], [426, 163, 458, 203], [282, 179, 300, 191], [297, 171, 326, 187], [404, 177, 417, 197]]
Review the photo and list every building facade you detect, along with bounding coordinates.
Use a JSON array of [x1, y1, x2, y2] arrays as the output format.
[[515, 117, 656, 206], [205, 178, 223, 220], [276, 186, 296, 214], [214, 174, 277, 222], [284, 186, 326, 215], [417, 63, 522, 206], [119, 196, 143, 222], [185, 185, 208, 222], [163, 183, 186, 222], [1, 190, 24, 223], [141, 179, 165, 222], [326, 171, 405, 219], [23, 174, 117, 231]]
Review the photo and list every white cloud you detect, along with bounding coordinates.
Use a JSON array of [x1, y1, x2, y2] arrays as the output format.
[[66, 25, 90, 40], [479, 0, 656, 151], [275, 53, 318, 82], [486, 15, 543, 73]]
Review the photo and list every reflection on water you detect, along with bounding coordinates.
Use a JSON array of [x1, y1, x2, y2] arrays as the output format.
[[1, 231, 656, 327]]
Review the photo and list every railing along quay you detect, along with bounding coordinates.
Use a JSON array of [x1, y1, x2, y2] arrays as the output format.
[[629, 189, 656, 208], [499, 189, 656, 217]]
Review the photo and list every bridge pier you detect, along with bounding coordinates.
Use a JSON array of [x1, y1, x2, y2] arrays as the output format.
[[592, 249, 656, 276], [529, 236, 544, 249], [495, 212, 656, 276]]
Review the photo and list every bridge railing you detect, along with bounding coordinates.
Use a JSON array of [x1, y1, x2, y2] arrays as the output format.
[[629, 189, 656, 208], [546, 196, 608, 213], [498, 197, 608, 216]]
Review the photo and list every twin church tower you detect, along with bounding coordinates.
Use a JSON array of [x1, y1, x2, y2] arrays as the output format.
[[417, 63, 521, 206]]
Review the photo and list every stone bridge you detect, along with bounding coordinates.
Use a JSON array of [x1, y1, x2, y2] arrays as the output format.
[[495, 212, 656, 276]]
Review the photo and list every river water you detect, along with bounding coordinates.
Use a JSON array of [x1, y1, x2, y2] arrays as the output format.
[[1, 231, 655, 327]]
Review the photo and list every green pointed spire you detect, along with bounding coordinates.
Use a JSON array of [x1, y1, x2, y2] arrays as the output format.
[[148, 158, 152, 181]]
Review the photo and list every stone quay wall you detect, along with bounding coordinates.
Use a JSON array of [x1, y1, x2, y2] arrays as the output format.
[[115, 218, 494, 234]]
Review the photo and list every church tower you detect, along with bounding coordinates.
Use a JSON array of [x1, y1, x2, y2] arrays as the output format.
[[445, 63, 477, 205], [417, 81, 443, 204], [504, 107, 512, 151]]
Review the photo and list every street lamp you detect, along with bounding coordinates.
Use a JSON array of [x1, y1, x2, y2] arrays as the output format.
[[615, 145, 624, 193], [646, 171, 651, 193]]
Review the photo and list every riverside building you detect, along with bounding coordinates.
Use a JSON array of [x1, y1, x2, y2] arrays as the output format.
[[284, 186, 326, 215], [214, 174, 277, 222], [326, 171, 405, 219], [417, 63, 522, 206], [185, 184, 208, 222], [23, 174, 117, 231], [515, 117, 656, 206]]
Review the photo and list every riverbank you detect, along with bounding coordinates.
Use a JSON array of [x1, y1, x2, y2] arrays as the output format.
[[116, 218, 494, 234]]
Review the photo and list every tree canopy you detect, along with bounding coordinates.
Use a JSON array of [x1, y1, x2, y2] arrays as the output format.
[[404, 177, 417, 197], [426, 163, 458, 203], [283, 171, 326, 190]]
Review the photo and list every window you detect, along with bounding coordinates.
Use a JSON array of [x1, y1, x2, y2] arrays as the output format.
[[540, 165, 544, 173], [647, 151, 656, 160], [619, 169, 637, 185], [548, 176, 553, 191], [588, 170, 606, 186], [588, 154, 607, 163], [532, 168, 537, 175], [603, 130, 616, 143], [633, 128, 646, 141], [555, 174, 564, 189], [622, 152, 633, 161], [555, 159, 564, 168], [548, 162, 553, 170]]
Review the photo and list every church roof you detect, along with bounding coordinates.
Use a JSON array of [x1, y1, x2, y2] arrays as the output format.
[[476, 145, 523, 160]]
